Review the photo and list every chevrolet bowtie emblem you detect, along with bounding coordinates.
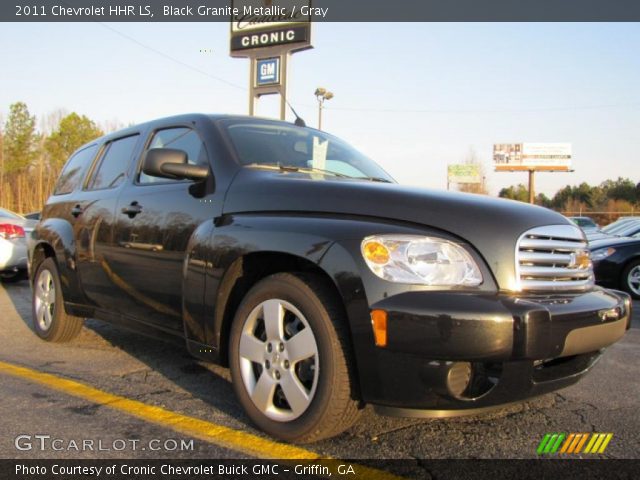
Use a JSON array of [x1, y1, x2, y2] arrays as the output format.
[[569, 250, 591, 269]]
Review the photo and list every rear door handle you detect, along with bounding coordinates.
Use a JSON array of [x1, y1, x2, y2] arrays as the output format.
[[121, 202, 142, 218], [71, 205, 84, 217]]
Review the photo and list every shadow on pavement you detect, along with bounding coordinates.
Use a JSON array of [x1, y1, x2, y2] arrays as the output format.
[[2, 279, 252, 430]]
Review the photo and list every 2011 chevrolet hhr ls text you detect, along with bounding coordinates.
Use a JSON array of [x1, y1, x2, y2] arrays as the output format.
[[28, 114, 631, 442]]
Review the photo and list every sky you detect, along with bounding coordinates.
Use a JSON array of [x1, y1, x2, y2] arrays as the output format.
[[1, 22, 639, 196]]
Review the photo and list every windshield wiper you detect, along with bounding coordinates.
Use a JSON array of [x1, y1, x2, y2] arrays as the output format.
[[247, 163, 352, 179], [290, 165, 355, 179], [363, 176, 393, 183], [247, 163, 392, 183]]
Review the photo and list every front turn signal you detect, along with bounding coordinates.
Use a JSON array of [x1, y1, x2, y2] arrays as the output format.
[[370, 309, 388, 347]]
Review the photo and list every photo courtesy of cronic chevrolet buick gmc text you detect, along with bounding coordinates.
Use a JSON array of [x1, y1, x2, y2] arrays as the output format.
[[28, 114, 631, 442]]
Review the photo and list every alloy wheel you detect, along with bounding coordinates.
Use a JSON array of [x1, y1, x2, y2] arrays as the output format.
[[627, 265, 640, 296], [238, 298, 319, 422], [34, 269, 55, 331]]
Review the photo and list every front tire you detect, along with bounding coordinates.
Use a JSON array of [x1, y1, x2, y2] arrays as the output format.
[[622, 259, 640, 300], [229, 273, 360, 443], [32, 257, 84, 342]]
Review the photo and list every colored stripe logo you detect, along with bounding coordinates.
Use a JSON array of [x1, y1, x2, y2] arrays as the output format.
[[537, 433, 613, 455]]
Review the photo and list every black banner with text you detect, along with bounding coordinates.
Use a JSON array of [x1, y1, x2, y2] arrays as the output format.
[[3, 0, 640, 22]]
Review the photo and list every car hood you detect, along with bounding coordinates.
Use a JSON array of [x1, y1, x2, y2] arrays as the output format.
[[224, 169, 571, 290]]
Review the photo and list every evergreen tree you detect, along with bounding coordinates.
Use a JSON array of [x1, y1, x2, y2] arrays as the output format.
[[2, 102, 38, 174]]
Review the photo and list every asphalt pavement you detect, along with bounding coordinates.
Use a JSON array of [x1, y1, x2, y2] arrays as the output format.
[[1, 279, 638, 463]]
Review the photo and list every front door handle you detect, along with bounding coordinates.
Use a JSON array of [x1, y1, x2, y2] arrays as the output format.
[[121, 202, 142, 218], [71, 205, 84, 217]]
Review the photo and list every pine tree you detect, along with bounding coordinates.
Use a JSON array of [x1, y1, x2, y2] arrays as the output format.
[[3, 102, 38, 174]]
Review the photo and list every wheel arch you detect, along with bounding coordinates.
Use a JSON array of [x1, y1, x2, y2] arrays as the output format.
[[30, 241, 56, 281], [29, 218, 85, 306], [213, 250, 347, 368]]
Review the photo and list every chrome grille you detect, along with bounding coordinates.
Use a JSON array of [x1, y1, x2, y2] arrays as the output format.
[[516, 225, 594, 292]]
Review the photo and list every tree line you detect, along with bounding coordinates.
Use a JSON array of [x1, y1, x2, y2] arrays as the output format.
[[0, 102, 116, 214], [499, 178, 640, 223], [2, 101, 638, 222]]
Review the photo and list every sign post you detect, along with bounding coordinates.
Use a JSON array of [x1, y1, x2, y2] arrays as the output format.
[[230, 1, 313, 120], [493, 143, 573, 204]]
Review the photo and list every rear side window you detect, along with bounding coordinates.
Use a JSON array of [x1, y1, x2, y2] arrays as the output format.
[[53, 145, 98, 195], [138, 127, 207, 184], [86, 135, 139, 191]]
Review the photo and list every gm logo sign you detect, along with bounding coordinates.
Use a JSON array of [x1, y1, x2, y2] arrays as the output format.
[[256, 57, 280, 86]]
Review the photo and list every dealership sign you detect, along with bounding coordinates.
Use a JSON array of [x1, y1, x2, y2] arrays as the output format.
[[493, 143, 572, 171], [229, 1, 314, 119], [230, 0, 312, 54], [231, 25, 310, 51]]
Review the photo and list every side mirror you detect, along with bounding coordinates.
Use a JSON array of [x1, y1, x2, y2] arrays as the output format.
[[142, 148, 209, 181]]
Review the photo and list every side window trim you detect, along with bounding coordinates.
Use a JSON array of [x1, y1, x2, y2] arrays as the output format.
[[134, 125, 209, 187], [82, 142, 108, 190], [52, 143, 100, 196], [83, 134, 141, 191]]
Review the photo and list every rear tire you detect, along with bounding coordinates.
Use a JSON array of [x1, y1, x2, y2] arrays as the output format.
[[32, 257, 84, 342], [229, 272, 360, 443], [621, 259, 640, 300]]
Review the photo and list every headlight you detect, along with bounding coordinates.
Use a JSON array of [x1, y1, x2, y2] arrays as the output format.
[[361, 235, 483, 286], [591, 247, 616, 262]]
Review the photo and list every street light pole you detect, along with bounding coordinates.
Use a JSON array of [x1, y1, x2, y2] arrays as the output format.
[[315, 87, 334, 130]]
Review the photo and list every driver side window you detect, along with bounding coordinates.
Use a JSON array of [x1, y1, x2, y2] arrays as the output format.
[[139, 127, 207, 184]]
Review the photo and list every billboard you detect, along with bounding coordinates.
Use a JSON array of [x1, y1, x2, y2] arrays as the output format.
[[493, 143, 572, 171], [447, 164, 482, 184]]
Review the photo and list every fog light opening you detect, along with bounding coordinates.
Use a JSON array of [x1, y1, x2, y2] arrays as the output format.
[[447, 362, 502, 400], [467, 362, 502, 399], [446, 362, 472, 399]]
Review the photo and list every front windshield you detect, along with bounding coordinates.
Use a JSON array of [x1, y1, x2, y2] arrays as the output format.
[[602, 219, 634, 233], [222, 119, 394, 182], [617, 222, 640, 236]]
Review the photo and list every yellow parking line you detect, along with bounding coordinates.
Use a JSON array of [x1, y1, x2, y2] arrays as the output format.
[[0, 360, 403, 480]]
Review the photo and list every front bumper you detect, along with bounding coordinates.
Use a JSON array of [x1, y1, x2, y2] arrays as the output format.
[[365, 287, 630, 414]]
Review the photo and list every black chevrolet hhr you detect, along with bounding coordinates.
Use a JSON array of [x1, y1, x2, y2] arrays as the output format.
[[28, 114, 631, 442]]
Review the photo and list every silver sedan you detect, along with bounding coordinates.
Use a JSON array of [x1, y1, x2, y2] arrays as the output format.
[[0, 208, 36, 282]]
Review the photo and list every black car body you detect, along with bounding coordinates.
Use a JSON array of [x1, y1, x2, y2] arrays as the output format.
[[591, 236, 640, 299], [28, 114, 631, 442]]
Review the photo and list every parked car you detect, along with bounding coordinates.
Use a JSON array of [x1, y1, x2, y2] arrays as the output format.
[[24, 211, 41, 221], [568, 216, 599, 233], [587, 218, 640, 242], [591, 235, 640, 299], [0, 208, 36, 282], [28, 114, 631, 442]]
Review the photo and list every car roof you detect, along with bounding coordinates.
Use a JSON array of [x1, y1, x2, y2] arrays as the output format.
[[70, 113, 300, 158]]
